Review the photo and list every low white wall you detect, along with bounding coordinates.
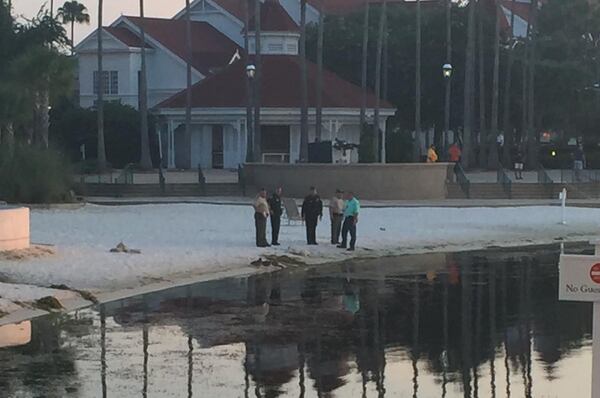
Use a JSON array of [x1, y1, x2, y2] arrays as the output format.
[[0, 207, 30, 251]]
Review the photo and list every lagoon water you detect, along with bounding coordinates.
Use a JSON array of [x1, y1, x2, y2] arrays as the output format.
[[0, 245, 594, 397]]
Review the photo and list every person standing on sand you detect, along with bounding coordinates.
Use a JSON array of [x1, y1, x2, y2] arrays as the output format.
[[301, 186, 323, 245], [253, 188, 270, 248], [267, 187, 283, 246], [329, 189, 345, 245], [338, 191, 360, 251]]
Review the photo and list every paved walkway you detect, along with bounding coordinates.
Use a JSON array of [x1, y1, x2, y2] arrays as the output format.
[[85, 196, 600, 208], [466, 169, 591, 183]]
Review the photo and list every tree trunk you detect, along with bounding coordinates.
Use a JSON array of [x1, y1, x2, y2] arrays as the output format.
[[374, 0, 387, 163], [253, 0, 262, 162], [502, 0, 517, 167], [477, 0, 487, 168], [413, 0, 422, 162], [462, 0, 476, 168], [443, 0, 452, 150], [382, 14, 389, 102], [5, 122, 14, 150], [40, 88, 50, 148], [97, 0, 107, 171], [488, 0, 501, 170], [526, 0, 539, 169], [360, 0, 370, 129], [139, 0, 152, 170], [315, 4, 324, 142], [244, 0, 253, 163], [299, 0, 309, 162], [184, 0, 192, 169], [71, 20, 75, 55]]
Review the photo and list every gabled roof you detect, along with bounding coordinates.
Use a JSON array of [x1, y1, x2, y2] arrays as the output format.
[[121, 16, 241, 75], [104, 27, 150, 48], [248, 0, 299, 32], [157, 55, 394, 110]]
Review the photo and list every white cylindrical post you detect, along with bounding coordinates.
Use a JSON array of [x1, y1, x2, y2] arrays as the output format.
[[561, 188, 567, 225], [593, 244, 600, 398]]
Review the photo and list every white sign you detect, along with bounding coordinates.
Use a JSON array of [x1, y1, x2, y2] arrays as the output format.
[[559, 254, 600, 302]]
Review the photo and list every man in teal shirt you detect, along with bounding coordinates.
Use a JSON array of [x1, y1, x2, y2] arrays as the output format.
[[338, 192, 360, 251]]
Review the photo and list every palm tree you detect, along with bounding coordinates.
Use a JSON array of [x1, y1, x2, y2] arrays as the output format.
[[184, 0, 192, 169], [374, 0, 387, 163], [359, 0, 369, 129], [526, 0, 539, 169], [138, 0, 152, 170], [414, 0, 422, 163], [56, 1, 89, 54], [244, 0, 253, 162], [462, 0, 476, 168], [477, 0, 487, 168], [488, 0, 501, 169], [299, 0, 309, 162], [253, 0, 262, 162], [315, 0, 324, 142], [443, 0, 452, 152], [96, 0, 106, 170], [502, 0, 517, 167]]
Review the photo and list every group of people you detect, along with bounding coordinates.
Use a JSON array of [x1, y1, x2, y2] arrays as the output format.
[[253, 186, 361, 251]]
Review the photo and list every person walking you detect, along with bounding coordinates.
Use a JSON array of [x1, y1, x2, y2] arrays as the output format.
[[329, 189, 345, 245], [573, 144, 586, 182], [267, 187, 283, 246], [253, 188, 270, 248], [513, 145, 524, 180], [427, 144, 439, 163], [338, 191, 360, 251], [301, 186, 323, 245], [448, 142, 462, 163]]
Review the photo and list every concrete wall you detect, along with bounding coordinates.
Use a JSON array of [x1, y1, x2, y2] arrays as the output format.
[[243, 163, 453, 200], [0, 207, 30, 251]]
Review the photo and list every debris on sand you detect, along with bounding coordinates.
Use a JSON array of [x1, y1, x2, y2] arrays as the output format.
[[0, 245, 55, 261], [33, 296, 64, 311], [110, 242, 141, 254]]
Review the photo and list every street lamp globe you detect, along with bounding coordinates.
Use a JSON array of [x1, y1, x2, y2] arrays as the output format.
[[246, 64, 256, 79], [442, 63, 453, 79]]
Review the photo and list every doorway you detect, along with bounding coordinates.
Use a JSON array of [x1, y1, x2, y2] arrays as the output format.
[[261, 125, 290, 163], [212, 125, 224, 169]]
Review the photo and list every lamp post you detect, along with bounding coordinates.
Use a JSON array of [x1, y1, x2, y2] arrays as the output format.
[[246, 64, 255, 163], [443, 63, 453, 154]]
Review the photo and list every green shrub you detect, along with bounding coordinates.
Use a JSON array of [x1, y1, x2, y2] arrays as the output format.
[[0, 145, 73, 203]]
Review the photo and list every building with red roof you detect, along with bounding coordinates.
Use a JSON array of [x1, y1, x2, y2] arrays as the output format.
[[75, 0, 395, 169]]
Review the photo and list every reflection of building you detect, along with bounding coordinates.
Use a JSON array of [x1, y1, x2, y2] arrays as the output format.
[[0, 321, 31, 348], [75, 0, 394, 169]]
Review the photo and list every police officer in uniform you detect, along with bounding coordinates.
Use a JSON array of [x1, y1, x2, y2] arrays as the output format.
[[301, 186, 323, 245], [267, 187, 283, 246]]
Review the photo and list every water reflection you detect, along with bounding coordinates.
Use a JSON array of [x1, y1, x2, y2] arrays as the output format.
[[0, 246, 594, 397]]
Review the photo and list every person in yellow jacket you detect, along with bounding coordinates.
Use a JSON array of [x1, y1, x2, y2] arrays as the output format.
[[427, 144, 438, 163]]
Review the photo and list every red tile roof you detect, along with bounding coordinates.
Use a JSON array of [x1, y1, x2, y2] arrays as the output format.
[[104, 26, 149, 48], [122, 16, 241, 75], [157, 55, 394, 110], [248, 0, 299, 32]]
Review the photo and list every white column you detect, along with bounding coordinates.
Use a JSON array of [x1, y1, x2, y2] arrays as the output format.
[[381, 118, 387, 164], [168, 120, 175, 169]]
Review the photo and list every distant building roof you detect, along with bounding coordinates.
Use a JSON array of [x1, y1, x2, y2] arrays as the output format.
[[104, 26, 150, 48], [247, 0, 299, 32], [157, 55, 394, 109], [121, 16, 241, 75]]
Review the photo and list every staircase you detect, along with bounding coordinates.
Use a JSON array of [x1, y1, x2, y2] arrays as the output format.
[[77, 183, 242, 197]]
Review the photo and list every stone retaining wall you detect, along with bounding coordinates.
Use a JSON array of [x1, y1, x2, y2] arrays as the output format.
[[243, 163, 453, 200]]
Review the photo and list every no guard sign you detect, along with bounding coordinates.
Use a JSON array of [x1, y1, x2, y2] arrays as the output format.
[[559, 255, 600, 302], [592, 263, 600, 284]]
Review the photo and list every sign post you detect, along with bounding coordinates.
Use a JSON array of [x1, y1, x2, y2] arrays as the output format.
[[559, 241, 600, 397]]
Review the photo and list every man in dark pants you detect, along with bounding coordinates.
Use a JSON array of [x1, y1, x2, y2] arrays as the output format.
[[338, 191, 360, 251], [301, 186, 323, 245], [253, 188, 270, 247], [267, 187, 283, 246]]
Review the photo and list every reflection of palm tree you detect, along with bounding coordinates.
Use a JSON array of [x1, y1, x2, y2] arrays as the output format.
[[412, 278, 420, 398]]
